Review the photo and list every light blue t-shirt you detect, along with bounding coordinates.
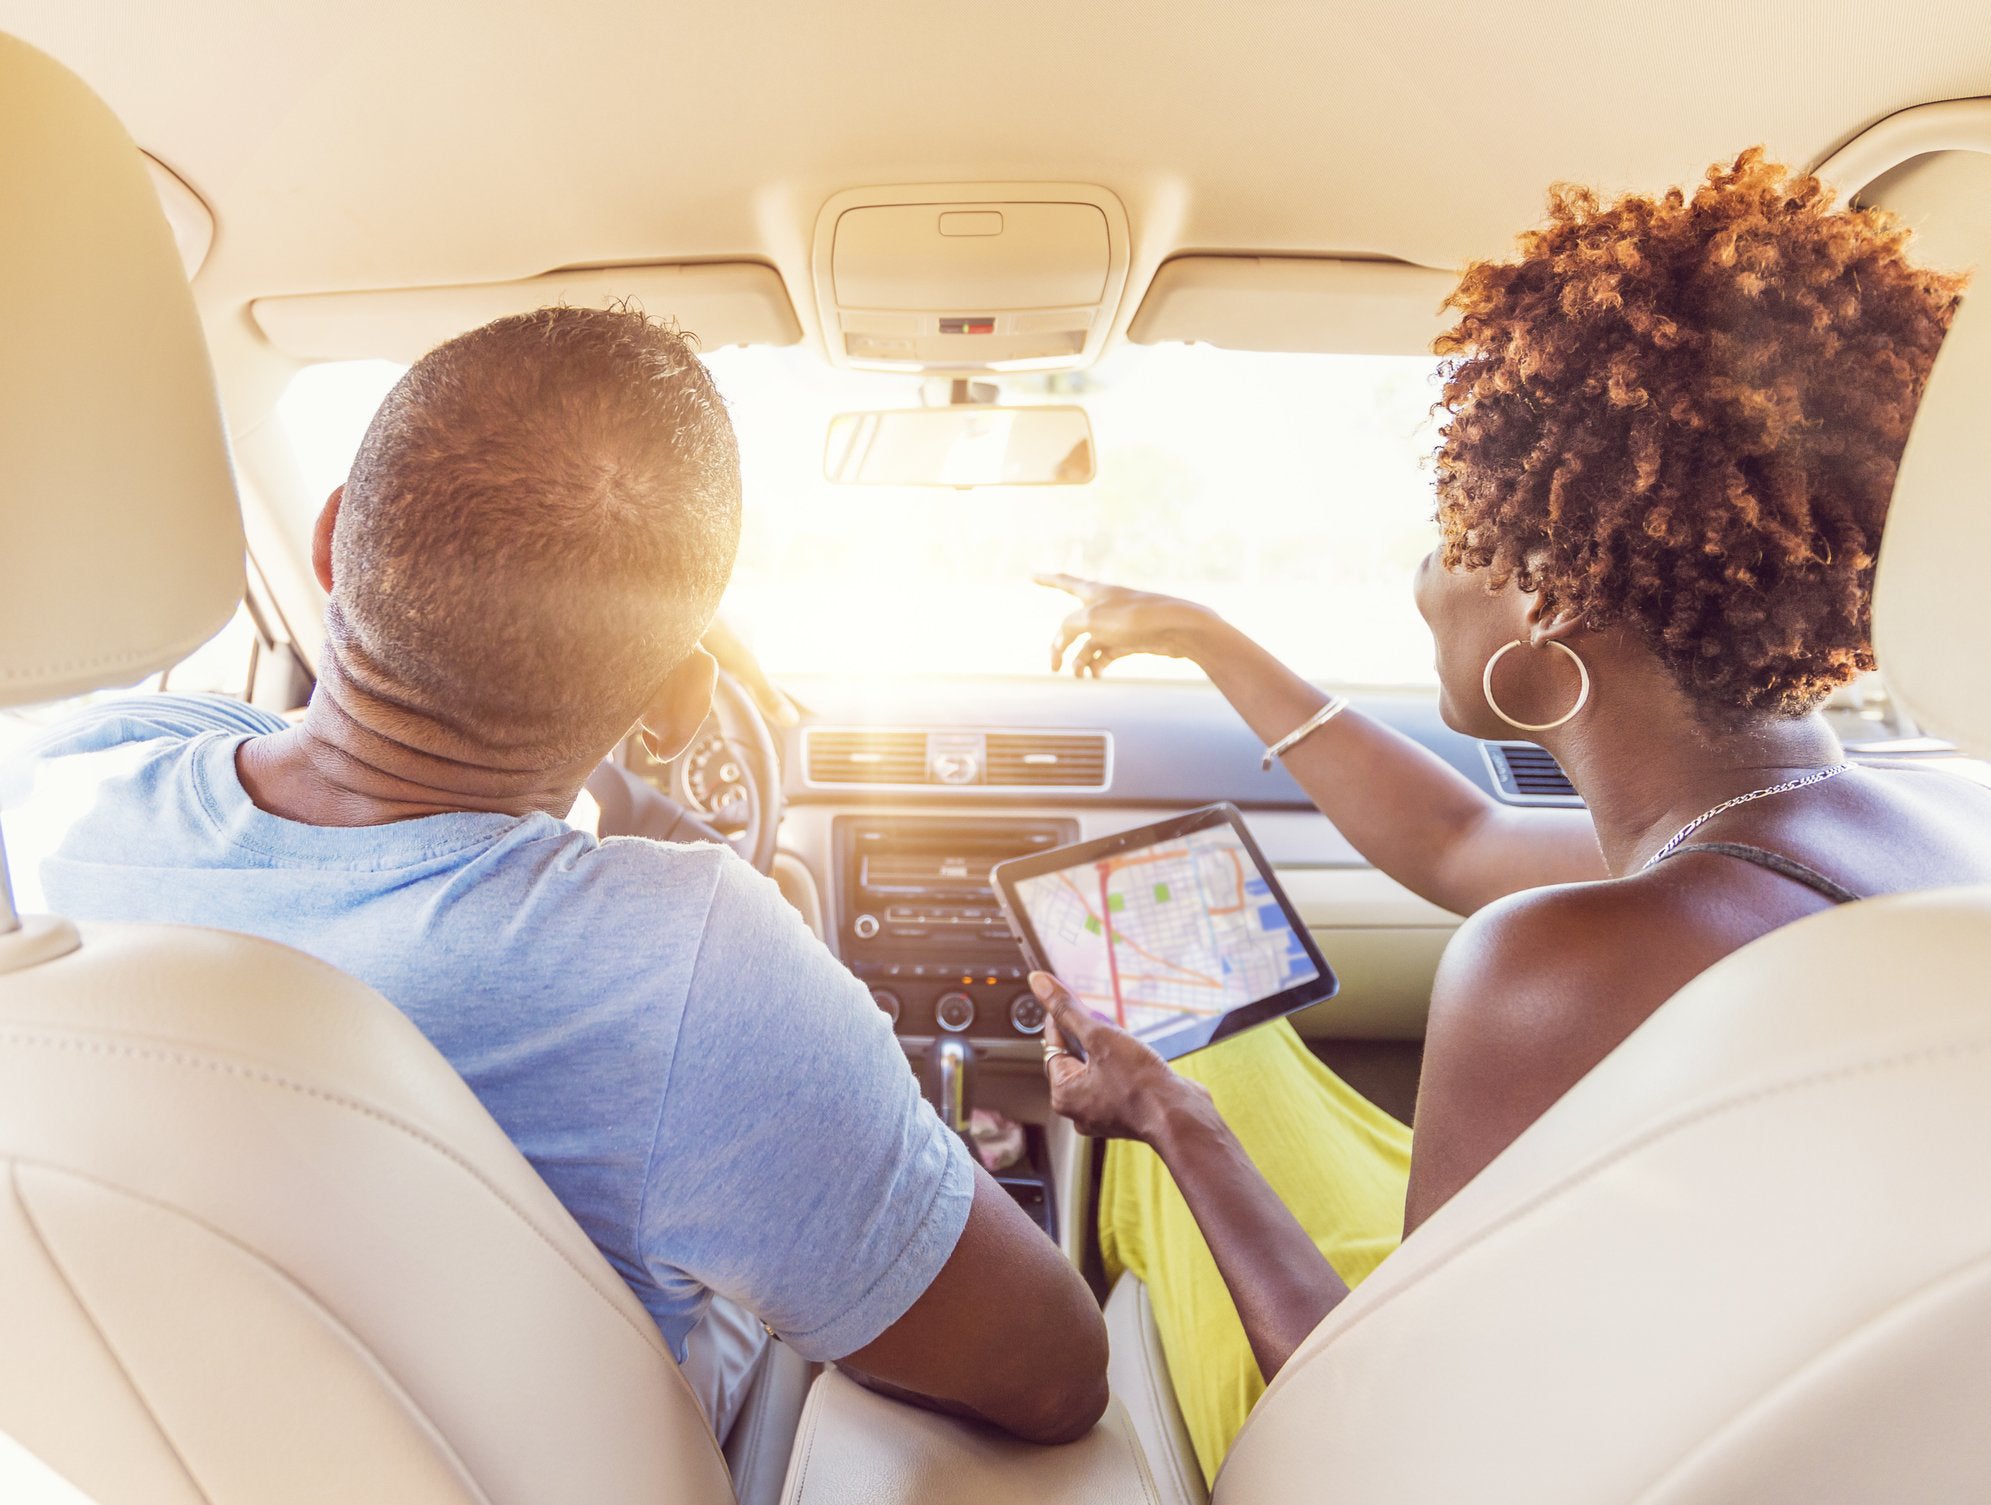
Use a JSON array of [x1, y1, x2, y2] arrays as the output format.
[[3, 695, 974, 1364]]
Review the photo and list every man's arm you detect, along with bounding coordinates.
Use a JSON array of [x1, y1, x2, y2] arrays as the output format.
[[644, 854, 1106, 1445], [839, 1168, 1108, 1444]]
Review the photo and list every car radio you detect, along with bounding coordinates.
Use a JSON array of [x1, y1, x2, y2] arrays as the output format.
[[832, 814, 1078, 1048]]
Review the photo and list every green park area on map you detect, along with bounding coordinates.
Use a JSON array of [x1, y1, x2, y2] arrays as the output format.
[[1013, 825, 1318, 1037]]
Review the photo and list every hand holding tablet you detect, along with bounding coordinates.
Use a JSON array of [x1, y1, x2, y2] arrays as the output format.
[[992, 804, 1338, 1061]]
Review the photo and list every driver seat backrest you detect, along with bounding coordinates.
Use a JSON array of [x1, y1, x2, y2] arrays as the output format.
[[0, 34, 730, 1504], [1211, 218, 1991, 1498]]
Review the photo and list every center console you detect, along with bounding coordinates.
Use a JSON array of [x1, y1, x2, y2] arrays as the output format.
[[831, 814, 1082, 1243], [833, 814, 1078, 1058]]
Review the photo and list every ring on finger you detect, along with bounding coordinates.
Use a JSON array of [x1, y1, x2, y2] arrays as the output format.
[[1043, 1045, 1072, 1063]]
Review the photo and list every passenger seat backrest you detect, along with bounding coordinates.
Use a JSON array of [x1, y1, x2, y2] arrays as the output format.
[[0, 926, 735, 1504], [1874, 241, 1991, 753], [0, 34, 731, 1504], [1215, 242, 1991, 1499]]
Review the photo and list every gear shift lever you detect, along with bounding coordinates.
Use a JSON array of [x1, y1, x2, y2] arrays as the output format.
[[930, 1037, 972, 1136]]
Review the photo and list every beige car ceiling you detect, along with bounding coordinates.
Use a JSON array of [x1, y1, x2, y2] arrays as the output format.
[[6, 2, 1988, 646], [7, 1, 1991, 345]]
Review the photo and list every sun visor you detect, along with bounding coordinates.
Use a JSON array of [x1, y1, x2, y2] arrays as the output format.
[[1127, 256, 1458, 356], [251, 262, 802, 363]]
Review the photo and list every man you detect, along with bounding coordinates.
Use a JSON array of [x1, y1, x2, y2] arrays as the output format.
[[7, 307, 1107, 1444]]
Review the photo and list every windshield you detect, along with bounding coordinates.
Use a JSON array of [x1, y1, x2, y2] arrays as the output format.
[[278, 344, 1445, 685]]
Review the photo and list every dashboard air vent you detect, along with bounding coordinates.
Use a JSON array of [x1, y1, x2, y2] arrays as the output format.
[[1482, 741, 1581, 804], [984, 732, 1110, 789], [806, 729, 930, 786]]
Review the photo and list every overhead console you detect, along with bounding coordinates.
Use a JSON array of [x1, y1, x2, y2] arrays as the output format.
[[811, 183, 1131, 373]]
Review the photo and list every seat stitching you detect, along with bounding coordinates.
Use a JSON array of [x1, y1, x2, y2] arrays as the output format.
[[1219, 1038, 1991, 1489], [0, 1028, 667, 1355], [784, 1377, 825, 1504], [12, 1158, 497, 1505], [0, 645, 186, 680], [1626, 1245, 1991, 1504], [1122, 1282, 1194, 1505], [1133, 1282, 1200, 1505], [731, 1347, 775, 1499], [1307, 1036, 1991, 1353], [9, 1159, 217, 1505], [1117, 1391, 1165, 1505]]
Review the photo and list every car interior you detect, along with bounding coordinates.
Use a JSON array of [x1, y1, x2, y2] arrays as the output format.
[[2, 6, 1990, 1502]]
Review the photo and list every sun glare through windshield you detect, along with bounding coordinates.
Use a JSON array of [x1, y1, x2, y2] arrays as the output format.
[[279, 344, 1445, 685]]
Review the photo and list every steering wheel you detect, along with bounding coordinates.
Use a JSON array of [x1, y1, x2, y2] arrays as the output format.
[[696, 666, 785, 874], [587, 666, 785, 874]]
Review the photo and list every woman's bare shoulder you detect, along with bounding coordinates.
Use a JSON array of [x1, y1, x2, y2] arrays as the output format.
[[1431, 873, 1749, 1105], [1437, 874, 1715, 1009], [1406, 875, 1728, 1228]]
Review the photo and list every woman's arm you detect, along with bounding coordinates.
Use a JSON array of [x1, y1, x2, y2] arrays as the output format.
[[1040, 575, 1605, 915], [1033, 974, 1349, 1381]]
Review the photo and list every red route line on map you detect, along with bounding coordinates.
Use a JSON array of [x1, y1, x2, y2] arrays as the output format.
[[1097, 862, 1128, 1025], [1053, 867, 1222, 990]]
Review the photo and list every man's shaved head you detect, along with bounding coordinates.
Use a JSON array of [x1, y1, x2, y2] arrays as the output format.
[[328, 305, 741, 764]]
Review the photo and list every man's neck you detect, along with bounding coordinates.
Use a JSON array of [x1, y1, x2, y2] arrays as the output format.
[[1538, 659, 1845, 875], [236, 649, 598, 827]]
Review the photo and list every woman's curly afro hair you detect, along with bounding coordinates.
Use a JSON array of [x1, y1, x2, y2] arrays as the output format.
[[1433, 147, 1966, 718]]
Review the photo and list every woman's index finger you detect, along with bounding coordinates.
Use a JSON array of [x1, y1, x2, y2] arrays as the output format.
[[1033, 571, 1102, 603]]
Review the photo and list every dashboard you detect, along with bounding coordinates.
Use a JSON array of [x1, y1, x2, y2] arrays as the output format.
[[764, 676, 1502, 1053], [744, 673, 1956, 1052]]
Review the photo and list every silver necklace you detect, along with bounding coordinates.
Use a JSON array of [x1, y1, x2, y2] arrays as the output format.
[[1640, 763, 1854, 871]]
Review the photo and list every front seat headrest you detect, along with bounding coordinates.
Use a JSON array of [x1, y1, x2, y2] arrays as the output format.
[[1876, 273, 1991, 759], [0, 34, 242, 710]]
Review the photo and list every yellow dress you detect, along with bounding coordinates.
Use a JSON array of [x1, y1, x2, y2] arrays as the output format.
[[1097, 1018, 1413, 1487]]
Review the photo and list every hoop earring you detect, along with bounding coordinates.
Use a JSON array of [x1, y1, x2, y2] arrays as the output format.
[[1482, 639, 1591, 732]]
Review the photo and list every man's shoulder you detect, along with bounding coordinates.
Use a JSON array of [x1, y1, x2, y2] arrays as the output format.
[[29, 693, 286, 761], [509, 833, 821, 973]]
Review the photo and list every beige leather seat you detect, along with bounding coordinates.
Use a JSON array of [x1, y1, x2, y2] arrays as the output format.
[[780, 229, 1991, 1505], [0, 35, 729, 1503], [1208, 260, 1991, 1500]]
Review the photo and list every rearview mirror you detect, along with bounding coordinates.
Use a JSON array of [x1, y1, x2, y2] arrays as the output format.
[[823, 405, 1096, 487]]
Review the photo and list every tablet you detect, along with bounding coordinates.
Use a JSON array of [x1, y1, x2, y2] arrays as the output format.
[[991, 803, 1338, 1061]]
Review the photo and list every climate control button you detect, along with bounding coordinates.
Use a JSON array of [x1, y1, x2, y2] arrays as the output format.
[[1009, 992, 1046, 1035], [935, 991, 976, 1033], [868, 987, 902, 1026]]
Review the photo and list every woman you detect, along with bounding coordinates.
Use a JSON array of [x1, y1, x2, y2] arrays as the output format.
[[1034, 149, 1991, 1486]]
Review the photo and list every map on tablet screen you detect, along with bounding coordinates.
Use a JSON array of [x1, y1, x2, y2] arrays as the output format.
[[1008, 819, 1320, 1039]]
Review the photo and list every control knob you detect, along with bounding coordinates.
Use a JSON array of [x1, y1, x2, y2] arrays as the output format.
[[935, 991, 976, 1033], [869, 987, 902, 1026], [1009, 992, 1046, 1035], [852, 912, 881, 941]]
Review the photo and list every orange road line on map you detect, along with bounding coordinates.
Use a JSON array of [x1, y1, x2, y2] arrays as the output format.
[[1110, 934, 1222, 988], [1068, 991, 1219, 1018], [1058, 854, 1228, 991], [1098, 847, 1190, 873]]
